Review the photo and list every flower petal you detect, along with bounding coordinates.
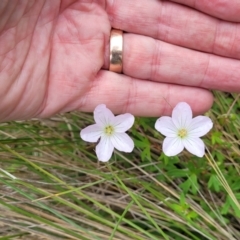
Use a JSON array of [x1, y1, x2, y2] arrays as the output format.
[[94, 104, 114, 127], [80, 124, 102, 142], [111, 133, 134, 152], [113, 113, 135, 132], [162, 137, 184, 156], [155, 116, 177, 137], [172, 102, 192, 129], [189, 116, 213, 137], [183, 137, 205, 157], [96, 136, 114, 162]]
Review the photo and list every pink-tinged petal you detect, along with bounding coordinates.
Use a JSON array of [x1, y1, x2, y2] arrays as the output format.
[[172, 102, 192, 129], [162, 137, 184, 156], [155, 116, 177, 137], [80, 124, 102, 143], [94, 104, 114, 127], [96, 136, 114, 162], [111, 133, 134, 152], [113, 113, 135, 132], [189, 116, 213, 137], [183, 138, 205, 157]]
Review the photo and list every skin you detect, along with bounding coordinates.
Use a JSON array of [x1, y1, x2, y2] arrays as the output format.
[[0, 0, 240, 122]]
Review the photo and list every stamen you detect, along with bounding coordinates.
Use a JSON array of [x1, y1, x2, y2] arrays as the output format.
[[104, 125, 114, 136], [178, 128, 188, 138]]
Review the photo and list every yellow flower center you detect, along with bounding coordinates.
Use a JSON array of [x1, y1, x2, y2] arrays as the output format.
[[177, 128, 188, 139], [104, 125, 114, 136]]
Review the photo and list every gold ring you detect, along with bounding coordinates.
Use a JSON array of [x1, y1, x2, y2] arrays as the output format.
[[109, 29, 123, 73]]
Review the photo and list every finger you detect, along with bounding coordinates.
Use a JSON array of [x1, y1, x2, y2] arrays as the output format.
[[120, 34, 240, 93], [169, 0, 240, 22], [77, 70, 213, 117], [106, 0, 240, 59]]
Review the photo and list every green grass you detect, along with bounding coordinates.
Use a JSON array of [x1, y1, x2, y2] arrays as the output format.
[[0, 91, 239, 240]]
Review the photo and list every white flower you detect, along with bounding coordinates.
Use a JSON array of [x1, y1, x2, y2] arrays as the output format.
[[155, 102, 213, 157], [80, 104, 135, 162]]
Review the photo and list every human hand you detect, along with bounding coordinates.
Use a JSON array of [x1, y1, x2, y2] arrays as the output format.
[[0, 0, 239, 122]]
